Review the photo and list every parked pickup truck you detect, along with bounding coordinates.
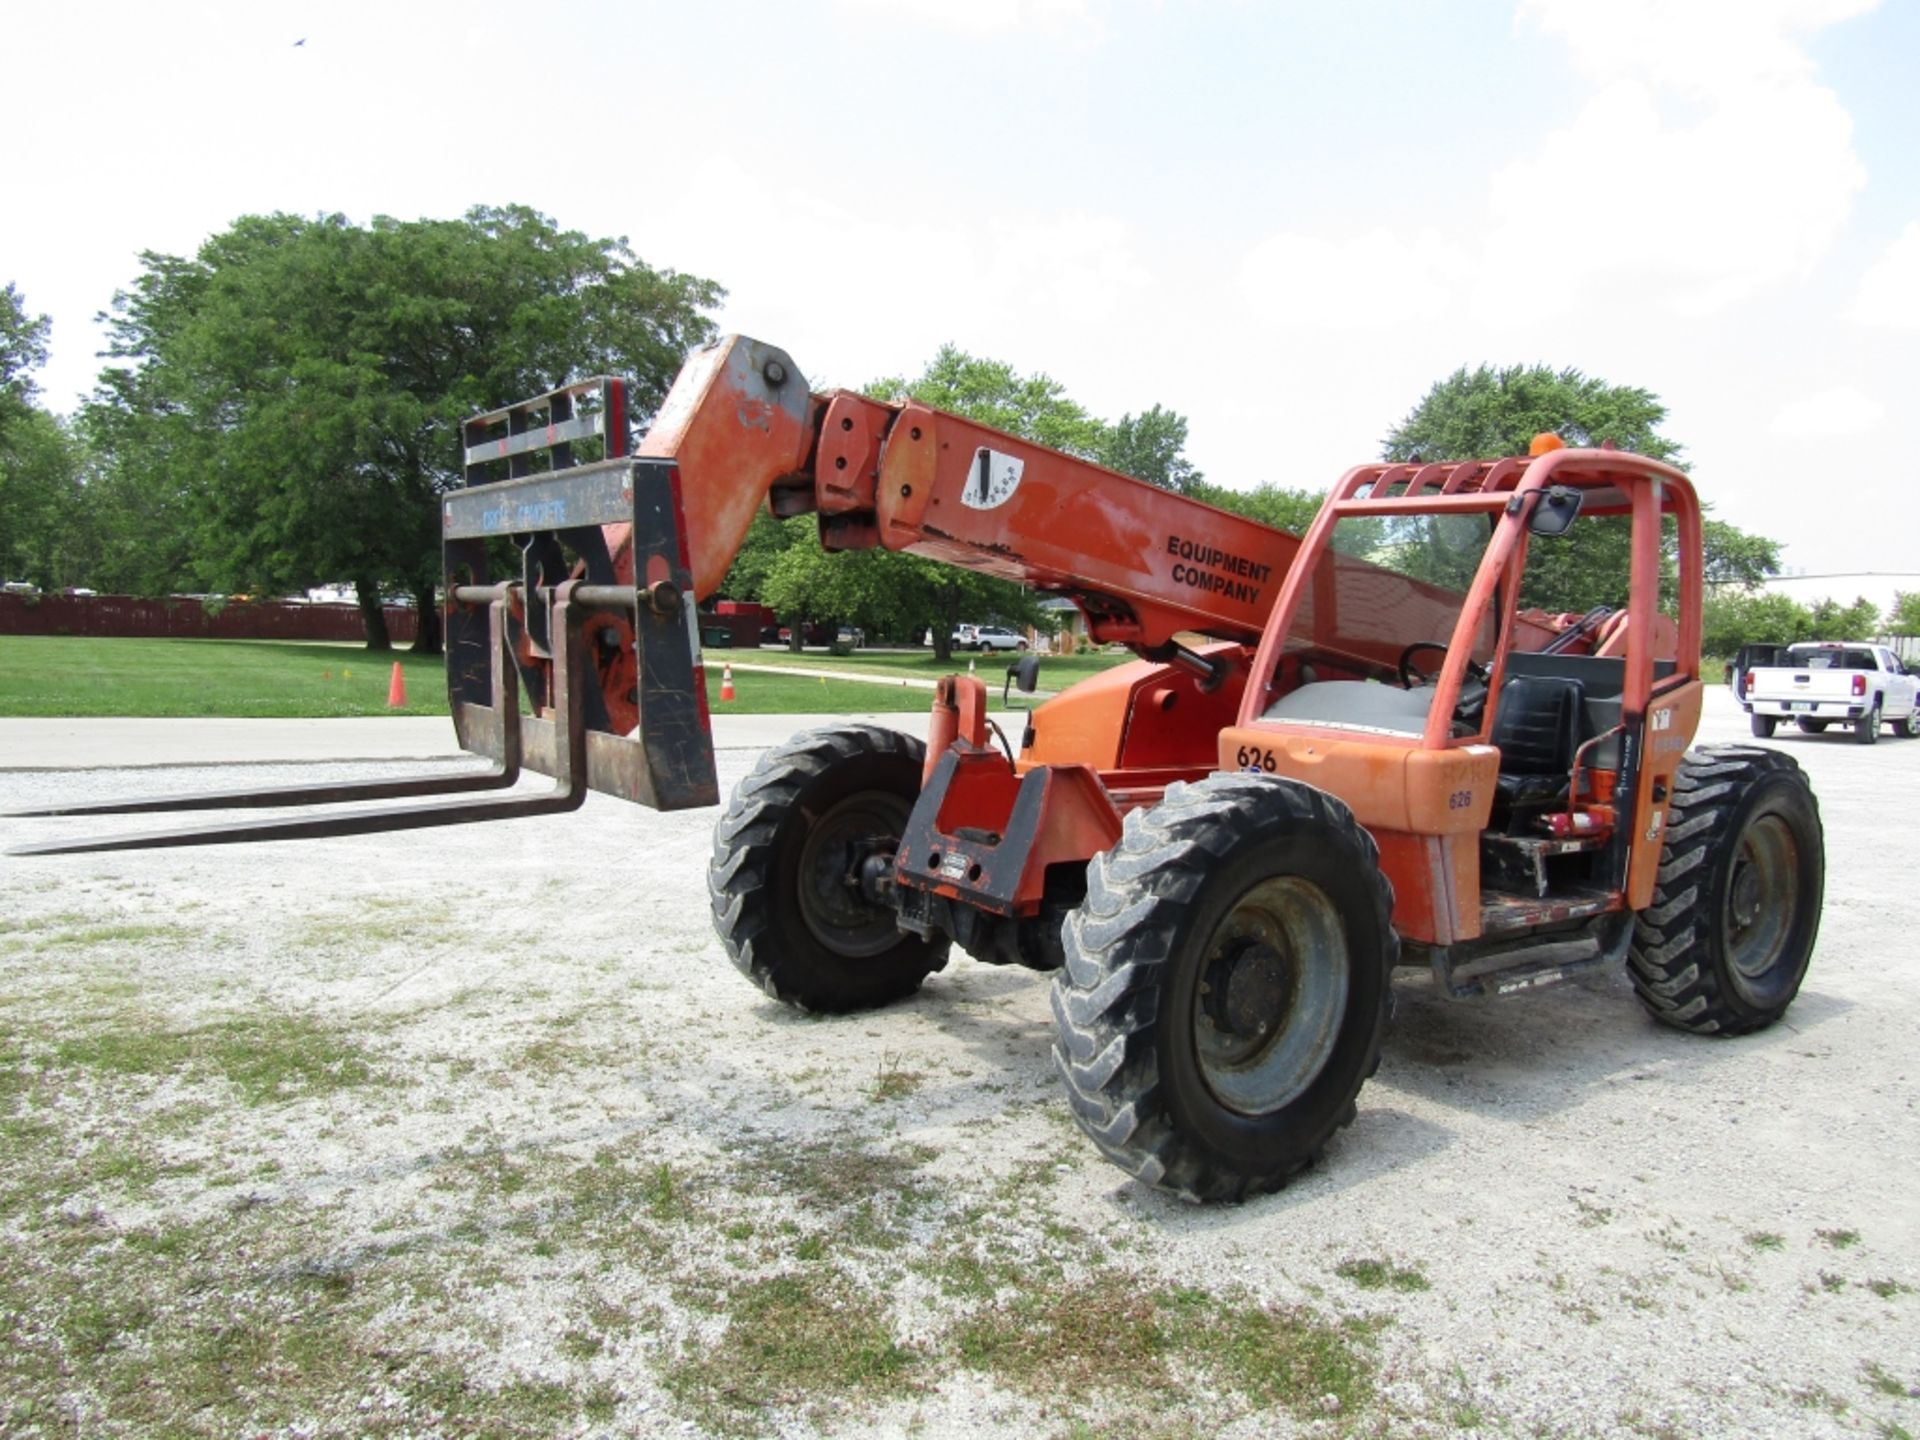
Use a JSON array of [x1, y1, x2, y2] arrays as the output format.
[[1740, 642, 1920, 744]]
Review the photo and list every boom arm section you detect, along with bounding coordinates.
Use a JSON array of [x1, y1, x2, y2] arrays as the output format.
[[636, 336, 1300, 652]]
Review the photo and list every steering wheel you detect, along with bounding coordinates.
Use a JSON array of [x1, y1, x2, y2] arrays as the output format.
[[1398, 642, 1489, 690], [1398, 642, 1492, 731]]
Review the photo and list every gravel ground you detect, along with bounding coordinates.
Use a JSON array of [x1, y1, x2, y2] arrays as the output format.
[[0, 686, 1916, 1439]]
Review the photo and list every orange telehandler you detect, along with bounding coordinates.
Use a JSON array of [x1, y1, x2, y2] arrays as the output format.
[[13, 336, 1825, 1201]]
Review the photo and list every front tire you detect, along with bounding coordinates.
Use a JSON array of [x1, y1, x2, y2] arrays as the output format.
[[1854, 701, 1881, 745], [1052, 775, 1395, 1202], [1629, 745, 1823, 1036], [710, 724, 949, 1012], [1900, 708, 1920, 739], [1750, 714, 1777, 738]]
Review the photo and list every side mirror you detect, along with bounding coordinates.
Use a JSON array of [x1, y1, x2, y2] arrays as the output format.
[[1004, 653, 1041, 706], [1528, 485, 1582, 537]]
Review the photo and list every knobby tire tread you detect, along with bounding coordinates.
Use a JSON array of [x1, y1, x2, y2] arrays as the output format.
[[1627, 744, 1822, 1036], [1051, 774, 1396, 1204], [708, 724, 948, 1013]]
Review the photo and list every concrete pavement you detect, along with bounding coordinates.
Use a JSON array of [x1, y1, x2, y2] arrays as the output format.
[[0, 711, 967, 769]]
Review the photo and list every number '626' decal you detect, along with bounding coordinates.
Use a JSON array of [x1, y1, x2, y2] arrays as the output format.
[[1236, 745, 1278, 772]]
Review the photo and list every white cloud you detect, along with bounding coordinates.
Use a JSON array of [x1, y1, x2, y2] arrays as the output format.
[[1519, 0, 1878, 95], [1481, 0, 1869, 319], [1768, 385, 1885, 438], [1847, 221, 1920, 329], [834, 0, 1100, 36], [611, 152, 1153, 393], [1236, 228, 1465, 330]]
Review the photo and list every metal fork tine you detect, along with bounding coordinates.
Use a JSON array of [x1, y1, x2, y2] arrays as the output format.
[[8, 789, 566, 855], [9, 601, 520, 819], [3, 598, 588, 858], [5, 767, 515, 819]]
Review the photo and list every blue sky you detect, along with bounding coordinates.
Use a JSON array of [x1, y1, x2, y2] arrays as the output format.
[[11, 0, 1917, 574]]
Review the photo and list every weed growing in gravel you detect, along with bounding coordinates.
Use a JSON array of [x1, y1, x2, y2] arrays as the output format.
[[1334, 1257, 1431, 1293], [951, 1270, 1376, 1422], [869, 1050, 925, 1101], [1863, 1278, 1914, 1299], [1745, 1231, 1786, 1252], [644, 1161, 684, 1220], [1789, 1385, 1851, 1415], [291, 896, 459, 951], [54, 1010, 386, 1104], [1571, 1194, 1614, 1227], [1818, 1227, 1863, 1249], [743, 1133, 937, 1206], [1645, 1219, 1693, 1254], [1863, 1361, 1912, 1398], [0, 1196, 594, 1437], [0, 911, 193, 954], [664, 1270, 916, 1433]]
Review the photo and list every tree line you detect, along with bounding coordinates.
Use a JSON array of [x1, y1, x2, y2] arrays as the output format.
[[5, 206, 1895, 663]]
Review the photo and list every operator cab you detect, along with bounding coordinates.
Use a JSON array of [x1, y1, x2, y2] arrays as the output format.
[[1224, 447, 1702, 958]]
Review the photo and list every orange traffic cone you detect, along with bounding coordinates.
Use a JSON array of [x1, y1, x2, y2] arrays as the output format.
[[720, 664, 737, 702], [387, 661, 407, 709]]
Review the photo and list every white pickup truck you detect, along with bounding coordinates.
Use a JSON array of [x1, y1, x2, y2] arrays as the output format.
[[1740, 641, 1920, 744]]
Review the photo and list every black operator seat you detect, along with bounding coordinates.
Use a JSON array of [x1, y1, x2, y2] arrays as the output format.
[[1490, 673, 1585, 804]]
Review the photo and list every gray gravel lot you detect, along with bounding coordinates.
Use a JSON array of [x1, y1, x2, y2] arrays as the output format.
[[1, 686, 1916, 1438]]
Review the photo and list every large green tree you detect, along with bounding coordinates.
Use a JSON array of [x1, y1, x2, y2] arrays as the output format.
[[1701, 589, 1815, 659], [1382, 363, 1780, 613], [1101, 405, 1203, 495], [1384, 364, 1684, 463], [85, 207, 721, 649], [869, 345, 1110, 459], [1883, 591, 1920, 635], [1190, 480, 1324, 536], [1, 283, 51, 432], [0, 410, 90, 589], [0, 284, 93, 589]]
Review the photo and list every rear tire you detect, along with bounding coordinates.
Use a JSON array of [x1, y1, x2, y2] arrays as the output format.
[[1629, 745, 1823, 1036], [1854, 702, 1880, 745], [1052, 774, 1395, 1202], [710, 724, 948, 1012], [1750, 714, 1776, 738], [1794, 718, 1828, 734]]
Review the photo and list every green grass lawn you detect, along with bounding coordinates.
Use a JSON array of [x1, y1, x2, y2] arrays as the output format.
[[0, 636, 969, 719], [702, 666, 934, 714], [0, 637, 453, 718]]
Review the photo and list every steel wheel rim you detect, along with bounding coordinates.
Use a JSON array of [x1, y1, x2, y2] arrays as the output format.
[[1192, 875, 1349, 1115], [1725, 812, 1798, 985], [795, 791, 910, 958]]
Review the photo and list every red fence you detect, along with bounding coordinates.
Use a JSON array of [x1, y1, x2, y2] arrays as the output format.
[[0, 593, 419, 643]]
